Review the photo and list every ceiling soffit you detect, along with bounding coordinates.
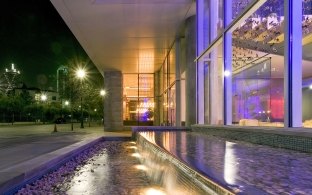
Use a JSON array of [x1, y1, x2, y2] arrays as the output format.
[[50, 0, 195, 74]]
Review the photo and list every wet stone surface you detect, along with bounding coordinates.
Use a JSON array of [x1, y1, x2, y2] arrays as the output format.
[[16, 141, 158, 195]]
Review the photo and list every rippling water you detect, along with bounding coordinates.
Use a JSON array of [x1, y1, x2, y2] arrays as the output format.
[[139, 131, 312, 195]]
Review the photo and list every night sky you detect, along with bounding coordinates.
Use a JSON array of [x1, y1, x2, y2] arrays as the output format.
[[0, 0, 91, 90]]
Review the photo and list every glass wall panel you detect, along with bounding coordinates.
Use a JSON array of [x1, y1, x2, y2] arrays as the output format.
[[139, 74, 154, 97], [302, 0, 312, 128], [232, 0, 254, 20], [232, 0, 285, 127], [123, 74, 154, 126], [162, 92, 168, 125], [203, 0, 210, 48], [159, 66, 164, 93], [204, 60, 210, 124], [123, 74, 138, 125], [210, 0, 224, 41], [217, 0, 224, 35], [169, 45, 176, 85], [168, 84, 176, 126], [138, 98, 154, 125], [203, 43, 224, 125]]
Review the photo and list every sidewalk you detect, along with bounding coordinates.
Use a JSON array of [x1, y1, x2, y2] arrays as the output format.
[[0, 124, 131, 194]]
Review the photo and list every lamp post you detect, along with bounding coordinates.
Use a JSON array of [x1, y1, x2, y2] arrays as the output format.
[[64, 100, 73, 130], [100, 89, 106, 129], [76, 69, 86, 128], [40, 94, 47, 124]]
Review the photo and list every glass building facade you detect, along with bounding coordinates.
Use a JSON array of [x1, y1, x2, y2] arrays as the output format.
[[196, 0, 308, 128], [54, 0, 311, 130]]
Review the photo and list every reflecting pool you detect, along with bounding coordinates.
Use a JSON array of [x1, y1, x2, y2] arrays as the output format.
[[139, 131, 312, 195]]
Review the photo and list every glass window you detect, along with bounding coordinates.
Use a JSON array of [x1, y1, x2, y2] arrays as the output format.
[[203, 43, 224, 125], [232, 0, 255, 20], [210, 0, 224, 41], [139, 74, 154, 97], [302, 0, 312, 128], [138, 98, 154, 125], [168, 84, 176, 126], [232, 0, 285, 127], [169, 45, 176, 85], [123, 74, 154, 126]]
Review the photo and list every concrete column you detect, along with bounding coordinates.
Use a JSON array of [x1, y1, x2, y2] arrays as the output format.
[[175, 38, 181, 126], [284, 0, 302, 127], [103, 71, 123, 131], [185, 16, 197, 127]]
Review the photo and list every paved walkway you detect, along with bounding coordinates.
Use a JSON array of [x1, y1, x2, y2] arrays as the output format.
[[0, 123, 132, 194]]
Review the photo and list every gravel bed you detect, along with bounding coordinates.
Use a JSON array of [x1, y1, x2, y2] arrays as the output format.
[[15, 141, 152, 195]]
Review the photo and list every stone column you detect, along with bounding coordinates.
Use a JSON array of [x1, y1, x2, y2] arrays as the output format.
[[103, 71, 123, 131], [185, 16, 197, 127]]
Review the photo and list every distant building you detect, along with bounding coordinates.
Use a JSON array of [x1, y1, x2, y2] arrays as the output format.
[[56, 66, 69, 99], [1, 63, 21, 94], [14, 85, 60, 104]]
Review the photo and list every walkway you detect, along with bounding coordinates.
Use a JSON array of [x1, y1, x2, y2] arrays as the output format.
[[0, 123, 132, 194]]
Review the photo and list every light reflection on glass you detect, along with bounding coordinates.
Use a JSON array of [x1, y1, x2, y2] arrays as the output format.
[[224, 141, 238, 185]]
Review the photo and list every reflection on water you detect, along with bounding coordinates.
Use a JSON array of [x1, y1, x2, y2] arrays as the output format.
[[140, 131, 312, 194], [224, 142, 238, 185], [62, 141, 164, 195]]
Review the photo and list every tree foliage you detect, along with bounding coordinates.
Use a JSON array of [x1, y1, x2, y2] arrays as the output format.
[[0, 57, 104, 123]]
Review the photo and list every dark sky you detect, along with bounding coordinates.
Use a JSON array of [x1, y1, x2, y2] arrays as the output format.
[[0, 0, 90, 90]]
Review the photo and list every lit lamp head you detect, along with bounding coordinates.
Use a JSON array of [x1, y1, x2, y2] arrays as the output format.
[[100, 89, 106, 96], [65, 101, 69, 106], [41, 94, 47, 101], [76, 68, 86, 79]]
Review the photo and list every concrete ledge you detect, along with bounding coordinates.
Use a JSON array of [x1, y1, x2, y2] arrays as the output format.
[[131, 126, 191, 132], [0, 136, 131, 195], [192, 125, 312, 153]]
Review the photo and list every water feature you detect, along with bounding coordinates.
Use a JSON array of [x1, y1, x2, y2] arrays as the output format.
[[15, 141, 166, 195], [137, 131, 312, 195]]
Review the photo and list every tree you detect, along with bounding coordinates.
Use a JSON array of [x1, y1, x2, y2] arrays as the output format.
[[60, 57, 104, 123]]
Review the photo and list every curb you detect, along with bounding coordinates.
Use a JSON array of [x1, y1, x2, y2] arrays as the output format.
[[0, 136, 131, 195]]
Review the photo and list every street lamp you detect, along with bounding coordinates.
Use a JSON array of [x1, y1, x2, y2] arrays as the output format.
[[64, 100, 73, 130], [41, 94, 47, 101], [76, 68, 86, 128], [100, 89, 106, 128], [100, 89, 106, 96], [40, 94, 47, 124]]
